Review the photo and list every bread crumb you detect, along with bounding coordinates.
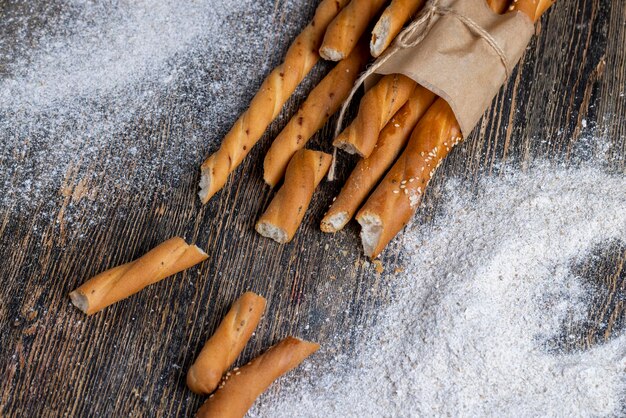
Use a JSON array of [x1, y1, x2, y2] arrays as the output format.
[[373, 259, 384, 274]]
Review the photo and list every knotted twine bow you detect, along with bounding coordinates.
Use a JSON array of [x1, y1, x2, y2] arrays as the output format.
[[328, 0, 512, 180]]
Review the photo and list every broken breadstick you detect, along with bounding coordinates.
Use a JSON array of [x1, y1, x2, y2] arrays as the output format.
[[263, 40, 370, 187], [198, 0, 349, 204], [195, 337, 320, 418], [356, 0, 554, 258], [69, 237, 208, 315], [187, 292, 267, 395], [256, 150, 332, 243], [371, 0, 426, 57], [356, 99, 460, 258], [321, 85, 436, 232], [319, 0, 388, 61], [333, 74, 418, 157]]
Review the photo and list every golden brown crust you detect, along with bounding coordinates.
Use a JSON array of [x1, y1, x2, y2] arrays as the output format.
[[333, 74, 418, 157], [256, 150, 332, 243], [186, 292, 267, 395], [195, 337, 320, 418], [263, 41, 370, 187], [510, 0, 554, 22], [370, 0, 426, 57], [489, 0, 513, 14], [356, 99, 461, 258], [319, 0, 388, 61], [198, 0, 349, 204], [321, 85, 436, 233], [69, 237, 208, 315]]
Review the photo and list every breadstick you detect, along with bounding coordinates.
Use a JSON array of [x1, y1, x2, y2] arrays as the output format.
[[356, 99, 459, 258], [198, 0, 349, 204], [321, 85, 436, 233], [371, 0, 426, 57], [257, 150, 332, 243], [195, 337, 320, 418], [69, 237, 208, 315], [319, 0, 388, 61], [187, 292, 266, 395], [263, 40, 370, 187], [333, 74, 418, 157], [356, 0, 553, 258]]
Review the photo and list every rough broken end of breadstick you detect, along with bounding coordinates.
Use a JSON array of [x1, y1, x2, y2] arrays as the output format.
[[190, 245, 209, 261], [319, 46, 345, 61], [370, 16, 390, 57], [198, 167, 212, 204], [333, 140, 361, 156], [320, 211, 349, 233], [255, 221, 289, 244], [357, 212, 383, 258], [69, 291, 89, 314]]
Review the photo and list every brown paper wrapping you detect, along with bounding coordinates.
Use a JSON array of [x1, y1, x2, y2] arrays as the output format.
[[368, 0, 534, 137]]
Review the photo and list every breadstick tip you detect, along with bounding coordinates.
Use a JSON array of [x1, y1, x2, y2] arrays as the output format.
[[333, 141, 362, 156], [198, 169, 211, 203], [319, 46, 345, 61], [255, 221, 289, 244], [192, 244, 209, 259], [187, 366, 224, 395], [357, 212, 383, 258], [69, 290, 89, 314], [320, 211, 349, 233], [289, 336, 320, 350], [370, 16, 390, 57]]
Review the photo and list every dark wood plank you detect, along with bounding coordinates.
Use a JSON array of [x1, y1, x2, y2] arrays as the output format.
[[1, 1, 625, 417]]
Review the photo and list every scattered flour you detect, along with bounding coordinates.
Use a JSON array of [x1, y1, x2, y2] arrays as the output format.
[[3, 2, 626, 416], [0, 0, 306, 220], [250, 163, 626, 417]]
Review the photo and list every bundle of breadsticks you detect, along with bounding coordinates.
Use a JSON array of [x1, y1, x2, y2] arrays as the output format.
[[327, 0, 553, 257], [199, 0, 554, 254]]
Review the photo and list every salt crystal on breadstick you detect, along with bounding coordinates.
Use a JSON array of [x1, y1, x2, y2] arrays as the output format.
[[319, 0, 388, 61], [198, 0, 349, 204], [257, 150, 332, 243], [187, 292, 266, 395], [321, 85, 436, 233], [263, 40, 370, 187], [333, 74, 418, 157], [356, 99, 459, 258], [195, 337, 320, 418], [69, 237, 208, 315], [371, 0, 426, 57]]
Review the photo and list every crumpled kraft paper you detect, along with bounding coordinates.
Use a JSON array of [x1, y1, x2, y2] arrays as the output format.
[[368, 0, 534, 137]]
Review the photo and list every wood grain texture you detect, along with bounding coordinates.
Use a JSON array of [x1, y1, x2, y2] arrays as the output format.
[[1, 1, 625, 417]]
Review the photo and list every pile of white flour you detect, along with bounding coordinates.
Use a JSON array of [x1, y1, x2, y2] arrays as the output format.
[[0, 0, 305, 218], [251, 163, 626, 417]]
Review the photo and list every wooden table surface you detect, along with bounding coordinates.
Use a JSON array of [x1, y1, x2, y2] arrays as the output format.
[[1, 1, 625, 417]]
